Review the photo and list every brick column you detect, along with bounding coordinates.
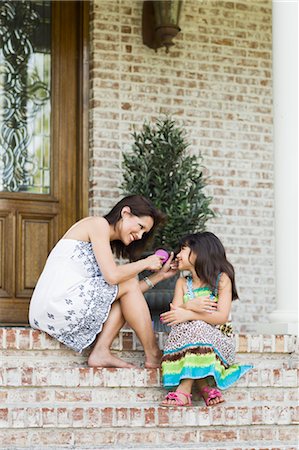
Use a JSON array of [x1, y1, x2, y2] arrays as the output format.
[[264, 0, 298, 334]]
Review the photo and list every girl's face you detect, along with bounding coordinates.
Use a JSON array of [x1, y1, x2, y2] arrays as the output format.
[[119, 207, 154, 246], [176, 245, 196, 271]]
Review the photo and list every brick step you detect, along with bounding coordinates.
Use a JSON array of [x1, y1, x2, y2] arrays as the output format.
[[2, 368, 298, 413], [0, 403, 298, 429], [1, 328, 298, 370], [2, 352, 297, 371], [2, 328, 297, 353], [1, 367, 298, 389], [0, 425, 298, 449], [2, 387, 298, 409], [3, 351, 297, 370]]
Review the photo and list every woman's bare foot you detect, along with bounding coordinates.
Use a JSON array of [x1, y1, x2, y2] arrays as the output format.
[[88, 350, 136, 368], [144, 348, 162, 368]]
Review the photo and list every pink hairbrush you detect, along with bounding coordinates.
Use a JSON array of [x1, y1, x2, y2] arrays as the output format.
[[155, 249, 170, 264]]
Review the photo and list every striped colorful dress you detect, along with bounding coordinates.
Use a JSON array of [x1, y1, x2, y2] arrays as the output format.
[[161, 275, 252, 389]]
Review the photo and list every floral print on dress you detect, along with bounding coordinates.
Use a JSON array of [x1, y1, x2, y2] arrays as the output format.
[[29, 240, 118, 353]]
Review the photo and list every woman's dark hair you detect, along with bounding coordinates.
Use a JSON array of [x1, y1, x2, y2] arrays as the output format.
[[179, 231, 238, 300], [104, 195, 166, 260]]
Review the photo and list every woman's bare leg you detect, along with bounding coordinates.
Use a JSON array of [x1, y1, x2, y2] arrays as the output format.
[[88, 300, 135, 368], [117, 278, 162, 368], [119, 279, 162, 369], [88, 278, 161, 368]]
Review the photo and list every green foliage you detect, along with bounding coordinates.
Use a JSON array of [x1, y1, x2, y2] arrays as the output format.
[[121, 117, 215, 251]]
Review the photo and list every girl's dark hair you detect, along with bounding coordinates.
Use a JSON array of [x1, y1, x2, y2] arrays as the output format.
[[179, 231, 238, 300], [104, 195, 166, 260]]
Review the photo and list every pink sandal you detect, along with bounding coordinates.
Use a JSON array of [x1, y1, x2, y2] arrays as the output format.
[[200, 386, 224, 407], [160, 390, 193, 407]]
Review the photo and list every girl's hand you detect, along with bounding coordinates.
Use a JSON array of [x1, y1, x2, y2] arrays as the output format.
[[160, 303, 192, 325], [186, 296, 218, 314], [158, 252, 178, 280], [144, 254, 164, 271]]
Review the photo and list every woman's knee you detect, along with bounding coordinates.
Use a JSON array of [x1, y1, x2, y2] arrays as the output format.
[[117, 277, 140, 298]]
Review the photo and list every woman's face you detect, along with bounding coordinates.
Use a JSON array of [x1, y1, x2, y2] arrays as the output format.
[[119, 208, 154, 246], [176, 245, 196, 270]]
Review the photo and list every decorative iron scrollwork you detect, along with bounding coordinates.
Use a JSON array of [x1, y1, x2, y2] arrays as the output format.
[[0, 0, 50, 192]]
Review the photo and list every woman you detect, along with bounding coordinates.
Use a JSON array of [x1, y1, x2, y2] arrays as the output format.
[[29, 195, 177, 368]]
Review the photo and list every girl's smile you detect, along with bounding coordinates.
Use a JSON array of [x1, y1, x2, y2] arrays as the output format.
[[176, 246, 195, 271]]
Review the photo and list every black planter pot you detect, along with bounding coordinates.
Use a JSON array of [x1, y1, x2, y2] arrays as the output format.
[[139, 270, 178, 331]]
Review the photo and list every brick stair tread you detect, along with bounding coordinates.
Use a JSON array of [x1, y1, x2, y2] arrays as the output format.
[[3, 393, 298, 405], [0, 444, 298, 450], [1, 403, 298, 428], [2, 398, 299, 409], [1, 366, 298, 387], [1, 446, 297, 450], [2, 355, 297, 373], [2, 389, 298, 410], [1, 328, 298, 353], [1, 424, 298, 450]]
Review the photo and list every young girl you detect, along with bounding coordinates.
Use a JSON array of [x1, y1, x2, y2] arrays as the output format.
[[29, 195, 177, 369], [160, 232, 252, 407]]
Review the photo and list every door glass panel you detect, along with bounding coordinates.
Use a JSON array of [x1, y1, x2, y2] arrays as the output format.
[[0, 0, 51, 193]]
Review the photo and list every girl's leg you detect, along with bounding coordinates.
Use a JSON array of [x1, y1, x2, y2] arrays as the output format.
[[88, 300, 135, 368], [161, 379, 194, 406], [116, 278, 162, 368], [196, 378, 224, 406]]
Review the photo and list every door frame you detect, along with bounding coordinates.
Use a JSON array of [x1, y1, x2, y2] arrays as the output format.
[[0, 1, 89, 217], [0, 0, 89, 325], [52, 0, 89, 222], [78, 1, 90, 219]]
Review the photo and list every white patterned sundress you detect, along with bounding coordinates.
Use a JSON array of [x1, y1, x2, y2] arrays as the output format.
[[29, 239, 118, 352]]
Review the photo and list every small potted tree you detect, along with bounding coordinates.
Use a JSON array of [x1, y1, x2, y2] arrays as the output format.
[[121, 117, 215, 329]]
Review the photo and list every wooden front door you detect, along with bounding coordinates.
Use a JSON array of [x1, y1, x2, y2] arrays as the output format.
[[0, 1, 88, 324]]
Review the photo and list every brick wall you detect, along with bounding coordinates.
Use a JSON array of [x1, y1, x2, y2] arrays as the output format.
[[89, 0, 274, 332]]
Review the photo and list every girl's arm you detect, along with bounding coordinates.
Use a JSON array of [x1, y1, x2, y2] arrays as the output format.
[[171, 277, 186, 307], [184, 273, 232, 325], [160, 273, 231, 326], [160, 277, 198, 324], [88, 217, 162, 285]]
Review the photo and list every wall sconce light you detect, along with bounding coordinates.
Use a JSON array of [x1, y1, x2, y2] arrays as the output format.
[[142, 0, 183, 53]]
